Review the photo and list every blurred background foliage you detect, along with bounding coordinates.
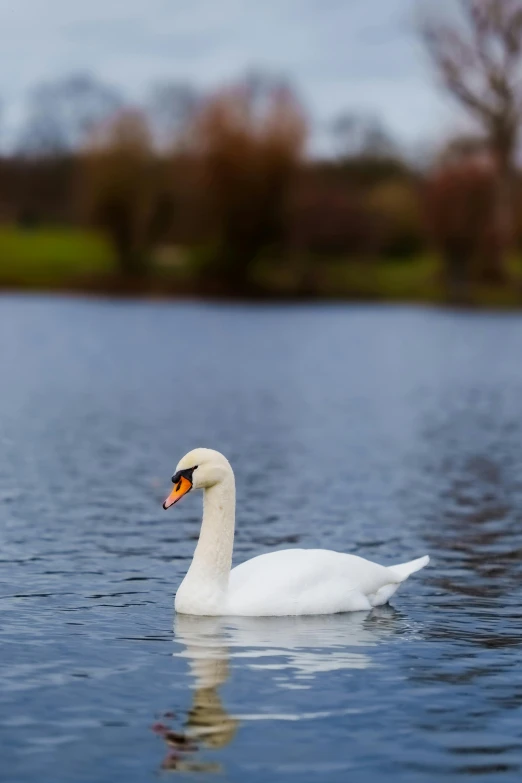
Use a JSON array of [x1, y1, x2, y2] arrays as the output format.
[[3, 0, 522, 305]]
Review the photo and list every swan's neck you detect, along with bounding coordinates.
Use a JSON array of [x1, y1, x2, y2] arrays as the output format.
[[197, 478, 235, 579], [178, 474, 235, 611]]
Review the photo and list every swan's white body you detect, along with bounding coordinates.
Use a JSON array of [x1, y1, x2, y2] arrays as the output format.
[[166, 449, 429, 617]]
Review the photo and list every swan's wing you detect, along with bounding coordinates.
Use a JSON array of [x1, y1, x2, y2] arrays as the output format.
[[227, 549, 398, 616]]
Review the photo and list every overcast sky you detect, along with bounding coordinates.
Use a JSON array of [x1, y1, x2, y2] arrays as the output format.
[[0, 0, 459, 153]]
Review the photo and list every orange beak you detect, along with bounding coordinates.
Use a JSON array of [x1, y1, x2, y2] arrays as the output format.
[[163, 475, 193, 509]]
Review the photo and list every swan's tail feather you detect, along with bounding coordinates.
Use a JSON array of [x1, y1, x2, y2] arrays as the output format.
[[369, 555, 429, 608], [390, 555, 430, 582]]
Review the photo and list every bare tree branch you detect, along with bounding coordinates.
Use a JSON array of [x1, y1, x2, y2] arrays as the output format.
[[420, 0, 522, 174], [420, 0, 522, 282]]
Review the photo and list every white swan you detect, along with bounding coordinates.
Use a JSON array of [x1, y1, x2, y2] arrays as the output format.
[[163, 448, 429, 616]]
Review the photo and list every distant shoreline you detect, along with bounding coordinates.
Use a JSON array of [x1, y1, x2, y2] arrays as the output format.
[[2, 226, 522, 309], [2, 282, 522, 312]]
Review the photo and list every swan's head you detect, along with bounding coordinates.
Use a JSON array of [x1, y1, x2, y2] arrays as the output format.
[[162, 448, 232, 510]]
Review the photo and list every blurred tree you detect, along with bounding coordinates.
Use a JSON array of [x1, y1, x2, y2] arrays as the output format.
[[288, 174, 378, 259], [438, 132, 489, 163], [331, 112, 398, 160], [80, 109, 164, 277], [17, 74, 122, 156], [421, 0, 522, 281], [367, 179, 423, 258], [328, 113, 410, 191], [146, 81, 201, 150], [188, 76, 307, 293], [425, 155, 498, 302]]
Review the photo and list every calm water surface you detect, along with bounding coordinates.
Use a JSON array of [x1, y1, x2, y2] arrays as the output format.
[[1, 297, 522, 782]]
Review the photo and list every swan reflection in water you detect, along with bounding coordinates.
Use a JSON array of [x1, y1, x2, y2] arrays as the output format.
[[155, 607, 418, 772]]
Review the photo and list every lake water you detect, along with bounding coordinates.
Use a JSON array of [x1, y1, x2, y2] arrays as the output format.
[[1, 296, 522, 782]]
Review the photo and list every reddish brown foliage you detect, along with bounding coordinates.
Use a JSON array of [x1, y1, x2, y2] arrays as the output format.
[[80, 109, 165, 277], [288, 176, 378, 258], [425, 156, 501, 298], [187, 81, 307, 292]]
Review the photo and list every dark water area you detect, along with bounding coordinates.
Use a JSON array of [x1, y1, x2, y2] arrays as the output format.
[[1, 296, 522, 782]]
